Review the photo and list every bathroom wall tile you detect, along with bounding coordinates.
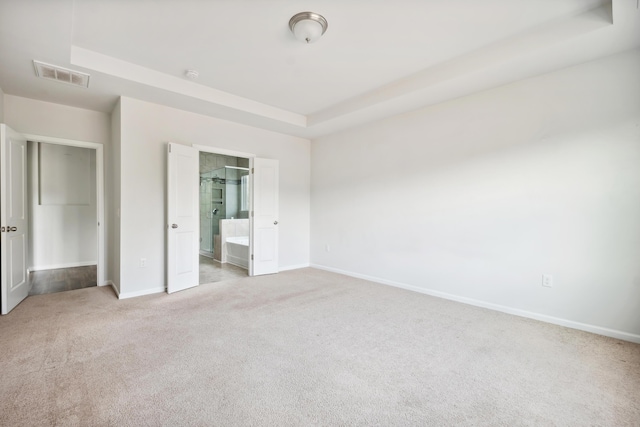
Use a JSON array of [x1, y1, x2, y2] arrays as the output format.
[[215, 156, 226, 169]]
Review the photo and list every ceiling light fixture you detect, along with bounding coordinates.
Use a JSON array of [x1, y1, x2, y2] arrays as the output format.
[[289, 12, 328, 44]]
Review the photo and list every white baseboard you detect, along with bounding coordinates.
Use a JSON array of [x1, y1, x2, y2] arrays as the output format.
[[227, 255, 248, 270], [311, 264, 640, 344], [279, 263, 310, 272], [30, 261, 97, 271], [104, 281, 119, 297], [118, 286, 165, 300]]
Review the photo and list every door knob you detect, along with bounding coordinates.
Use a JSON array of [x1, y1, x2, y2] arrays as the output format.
[[9, 226, 17, 232], [171, 224, 178, 229], [273, 221, 278, 225]]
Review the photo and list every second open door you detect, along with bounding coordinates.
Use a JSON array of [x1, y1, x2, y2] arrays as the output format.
[[251, 158, 279, 276]]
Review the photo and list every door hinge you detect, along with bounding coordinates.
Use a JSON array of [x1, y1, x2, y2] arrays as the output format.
[[168, 144, 172, 153], [251, 211, 254, 217], [251, 254, 254, 260], [251, 168, 254, 174]]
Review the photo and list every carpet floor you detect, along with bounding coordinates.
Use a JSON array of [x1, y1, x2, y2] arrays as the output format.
[[1, 268, 638, 426]]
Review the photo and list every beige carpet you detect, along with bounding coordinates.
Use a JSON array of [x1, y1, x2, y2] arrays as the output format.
[[1, 268, 638, 426]]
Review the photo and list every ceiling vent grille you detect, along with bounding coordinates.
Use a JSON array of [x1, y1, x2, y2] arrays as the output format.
[[33, 60, 90, 88]]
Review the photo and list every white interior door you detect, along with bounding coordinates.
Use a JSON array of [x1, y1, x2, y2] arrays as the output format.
[[167, 143, 199, 293], [1, 125, 29, 314], [251, 158, 279, 276]]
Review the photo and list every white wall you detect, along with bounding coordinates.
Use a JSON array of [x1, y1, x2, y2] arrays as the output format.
[[4, 95, 111, 144], [311, 49, 640, 340], [28, 142, 97, 270], [118, 97, 310, 297], [110, 100, 121, 294], [0, 86, 5, 123]]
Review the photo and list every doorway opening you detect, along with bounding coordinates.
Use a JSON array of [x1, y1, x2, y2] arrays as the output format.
[[198, 151, 250, 284], [26, 141, 100, 295]]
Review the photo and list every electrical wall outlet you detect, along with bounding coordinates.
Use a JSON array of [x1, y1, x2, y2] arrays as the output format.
[[140, 258, 147, 268], [542, 274, 553, 288]]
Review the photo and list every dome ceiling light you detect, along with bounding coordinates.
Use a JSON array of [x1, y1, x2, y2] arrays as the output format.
[[288, 12, 328, 44]]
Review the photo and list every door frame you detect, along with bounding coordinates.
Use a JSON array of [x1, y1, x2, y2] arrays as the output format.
[[22, 134, 106, 286], [192, 144, 255, 276]]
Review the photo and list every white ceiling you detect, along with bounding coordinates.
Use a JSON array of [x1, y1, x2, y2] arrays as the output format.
[[0, 0, 638, 138]]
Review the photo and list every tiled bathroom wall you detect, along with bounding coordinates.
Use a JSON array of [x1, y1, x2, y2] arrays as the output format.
[[199, 177, 215, 253], [200, 152, 237, 174]]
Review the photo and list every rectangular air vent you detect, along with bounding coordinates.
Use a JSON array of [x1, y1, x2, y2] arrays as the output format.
[[33, 60, 90, 88]]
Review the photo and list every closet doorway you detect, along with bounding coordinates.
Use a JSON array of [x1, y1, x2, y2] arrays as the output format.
[[24, 135, 105, 296]]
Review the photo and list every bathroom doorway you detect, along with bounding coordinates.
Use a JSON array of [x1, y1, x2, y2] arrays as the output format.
[[199, 151, 250, 284], [167, 143, 279, 293]]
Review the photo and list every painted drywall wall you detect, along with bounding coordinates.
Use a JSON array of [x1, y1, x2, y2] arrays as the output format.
[[4, 95, 110, 144], [311, 49, 640, 340], [118, 97, 310, 296], [27, 142, 97, 270], [110, 100, 121, 294], [0, 86, 5, 122]]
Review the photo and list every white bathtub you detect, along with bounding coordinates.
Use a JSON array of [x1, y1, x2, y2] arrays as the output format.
[[225, 236, 249, 269]]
